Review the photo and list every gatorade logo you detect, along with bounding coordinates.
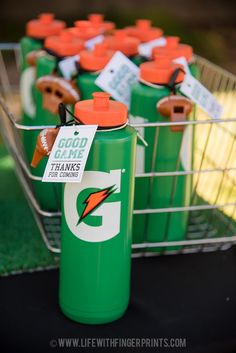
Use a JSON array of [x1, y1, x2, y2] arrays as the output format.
[[78, 186, 117, 224], [64, 170, 121, 242]]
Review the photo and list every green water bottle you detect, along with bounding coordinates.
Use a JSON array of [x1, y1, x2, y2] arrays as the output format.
[[125, 19, 164, 65], [152, 36, 198, 77], [77, 43, 115, 100], [103, 29, 141, 65], [59, 92, 137, 324], [152, 39, 198, 248], [126, 19, 163, 43], [35, 29, 84, 135], [28, 30, 83, 211], [20, 14, 65, 212], [153, 38, 198, 237], [20, 13, 65, 161], [130, 56, 193, 252]]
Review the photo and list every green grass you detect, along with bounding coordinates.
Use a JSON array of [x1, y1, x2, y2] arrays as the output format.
[[0, 145, 58, 276]]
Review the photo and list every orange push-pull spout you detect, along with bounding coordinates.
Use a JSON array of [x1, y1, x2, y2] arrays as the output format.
[[93, 92, 111, 110]]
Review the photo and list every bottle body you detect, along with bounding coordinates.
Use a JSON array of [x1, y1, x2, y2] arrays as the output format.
[[20, 36, 43, 159], [59, 126, 136, 324], [31, 54, 62, 211], [130, 82, 193, 252], [20, 36, 43, 71], [189, 62, 199, 79], [77, 72, 103, 100], [131, 55, 144, 66]]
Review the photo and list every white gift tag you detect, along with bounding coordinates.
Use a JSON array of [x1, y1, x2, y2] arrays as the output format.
[[173, 56, 191, 75], [95, 51, 139, 107], [85, 35, 105, 50], [43, 125, 97, 183], [180, 74, 223, 119], [59, 55, 80, 80], [138, 37, 166, 58]]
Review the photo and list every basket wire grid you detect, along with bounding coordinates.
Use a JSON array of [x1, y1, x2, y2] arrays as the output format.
[[0, 43, 236, 256]]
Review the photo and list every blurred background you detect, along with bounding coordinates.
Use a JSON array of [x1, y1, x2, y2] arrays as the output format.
[[0, 0, 236, 73]]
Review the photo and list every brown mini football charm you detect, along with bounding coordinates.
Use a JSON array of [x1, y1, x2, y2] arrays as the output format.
[[157, 95, 192, 132], [36, 75, 80, 115], [31, 127, 59, 168]]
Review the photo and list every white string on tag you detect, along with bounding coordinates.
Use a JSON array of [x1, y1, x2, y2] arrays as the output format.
[[136, 131, 148, 147], [138, 76, 182, 90]]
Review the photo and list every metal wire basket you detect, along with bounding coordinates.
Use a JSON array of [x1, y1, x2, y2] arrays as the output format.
[[0, 43, 235, 256]]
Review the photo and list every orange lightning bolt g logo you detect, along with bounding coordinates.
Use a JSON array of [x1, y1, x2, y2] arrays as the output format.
[[77, 186, 116, 224]]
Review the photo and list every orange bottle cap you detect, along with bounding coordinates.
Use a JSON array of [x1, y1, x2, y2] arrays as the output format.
[[45, 30, 85, 57], [126, 19, 163, 43], [26, 13, 65, 39], [80, 43, 115, 71], [140, 56, 185, 84], [69, 20, 103, 40], [152, 36, 193, 62], [88, 13, 115, 33], [103, 30, 140, 57], [89, 13, 104, 23], [166, 36, 180, 48], [75, 92, 128, 127]]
